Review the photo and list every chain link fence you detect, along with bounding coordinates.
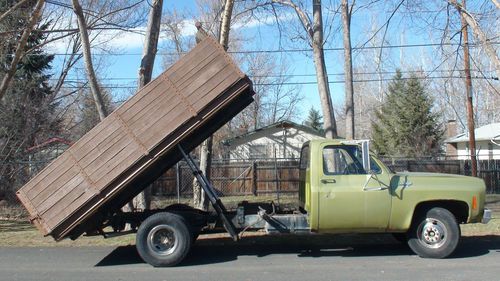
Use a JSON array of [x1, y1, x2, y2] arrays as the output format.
[[380, 158, 500, 194], [150, 158, 300, 210]]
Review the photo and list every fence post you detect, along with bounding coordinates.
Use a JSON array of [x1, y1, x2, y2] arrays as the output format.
[[176, 162, 181, 203], [252, 161, 257, 196]]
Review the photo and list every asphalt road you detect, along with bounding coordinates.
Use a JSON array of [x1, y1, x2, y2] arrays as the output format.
[[1, 234, 500, 281]]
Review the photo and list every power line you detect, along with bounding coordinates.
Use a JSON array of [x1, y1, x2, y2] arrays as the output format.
[[58, 75, 498, 90], [52, 68, 497, 82], [17, 41, 500, 57]]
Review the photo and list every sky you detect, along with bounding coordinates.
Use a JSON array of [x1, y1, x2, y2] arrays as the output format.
[[45, 0, 496, 124]]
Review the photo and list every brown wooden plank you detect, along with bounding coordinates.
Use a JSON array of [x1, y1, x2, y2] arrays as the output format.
[[118, 78, 174, 123], [28, 156, 76, 204], [94, 147, 144, 188], [21, 153, 71, 195], [175, 53, 228, 94], [189, 67, 239, 110], [70, 119, 122, 163], [89, 140, 140, 184], [137, 106, 193, 149], [66, 116, 118, 158], [113, 72, 168, 114], [77, 124, 127, 170], [164, 40, 216, 80], [36, 172, 85, 215], [44, 185, 94, 230], [126, 88, 183, 134], [85, 135, 133, 178], [168, 46, 220, 87], [30, 163, 80, 207]]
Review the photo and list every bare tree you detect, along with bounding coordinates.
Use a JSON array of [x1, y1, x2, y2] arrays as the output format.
[[192, 0, 235, 211], [341, 0, 355, 139], [271, 0, 337, 138], [0, 0, 30, 23], [71, 0, 108, 121], [0, 0, 45, 101], [448, 0, 500, 79]]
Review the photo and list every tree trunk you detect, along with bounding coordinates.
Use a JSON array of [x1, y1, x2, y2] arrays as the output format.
[[270, 0, 336, 138], [219, 0, 234, 51], [341, 0, 354, 140], [449, 0, 500, 79], [71, 0, 108, 121], [0, 0, 45, 102], [122, 0, 163, 213], [312, 0, 337, 138], [193, 0, 235, 211]]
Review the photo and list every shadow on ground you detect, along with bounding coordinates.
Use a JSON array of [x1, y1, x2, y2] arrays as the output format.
[[95, 234, 500, 267]]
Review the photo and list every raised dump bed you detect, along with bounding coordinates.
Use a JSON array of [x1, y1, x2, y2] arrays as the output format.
[[16, 36, 254, 241]]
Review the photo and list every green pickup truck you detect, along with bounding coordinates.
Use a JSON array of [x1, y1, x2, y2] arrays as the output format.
[[124, 139, 491, 266], [297, 139, 490, 259]]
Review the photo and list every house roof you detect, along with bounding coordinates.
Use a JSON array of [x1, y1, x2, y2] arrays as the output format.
[[223, 120, 324, 145], [445, 123, 500, 143]]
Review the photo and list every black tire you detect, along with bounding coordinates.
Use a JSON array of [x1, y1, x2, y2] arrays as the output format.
[[408, 207, 460, 259], [136, 212, 192, 267]]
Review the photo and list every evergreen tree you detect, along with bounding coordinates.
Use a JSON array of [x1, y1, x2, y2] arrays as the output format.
[[372, 70, 442, 157], [0, 1, 61, 201], [304, 107, 324, 135]]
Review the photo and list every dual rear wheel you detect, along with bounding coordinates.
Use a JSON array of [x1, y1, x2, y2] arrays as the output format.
[[136, 212, 193, 267]]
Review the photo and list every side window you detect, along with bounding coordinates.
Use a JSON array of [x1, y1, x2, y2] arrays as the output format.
[[322, 146, 366, 175], [299, 145, 309, 170], [370, 157, 382, 174]]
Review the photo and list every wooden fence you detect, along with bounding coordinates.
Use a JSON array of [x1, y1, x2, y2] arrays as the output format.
[[151, 159, 300, 198], [151, 158, 500, 197]]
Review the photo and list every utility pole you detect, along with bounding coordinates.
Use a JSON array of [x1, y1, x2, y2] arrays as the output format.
[[459, 0, 477, 177]]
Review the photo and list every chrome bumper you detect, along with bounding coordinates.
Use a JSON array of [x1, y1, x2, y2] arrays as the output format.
[[482, 208, 492, 224]]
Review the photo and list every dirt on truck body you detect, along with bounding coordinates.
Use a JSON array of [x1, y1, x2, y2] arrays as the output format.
[[16, 36, 254, 241]]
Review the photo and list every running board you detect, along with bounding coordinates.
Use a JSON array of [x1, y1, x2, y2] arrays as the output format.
[[178, 145, 239, 241]]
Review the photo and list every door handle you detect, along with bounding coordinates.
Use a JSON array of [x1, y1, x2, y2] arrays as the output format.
[[321, 179, 336, 184]]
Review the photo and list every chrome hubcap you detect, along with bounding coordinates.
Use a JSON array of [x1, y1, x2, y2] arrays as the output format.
[[148, 225, 177, 255], [417, 218, 447, 249]]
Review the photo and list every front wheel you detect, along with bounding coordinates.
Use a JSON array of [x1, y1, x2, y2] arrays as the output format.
[[136, 212, 192, 267], [408, 207, 460, 259]]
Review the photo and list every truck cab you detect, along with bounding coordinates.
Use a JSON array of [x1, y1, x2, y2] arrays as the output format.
[[299, 139, 490, 258]]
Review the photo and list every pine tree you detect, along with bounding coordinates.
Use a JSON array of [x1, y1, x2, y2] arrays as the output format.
[[304, 107, 324, 135], [372, 71, 442, 157], [0, 1, 61, 201]]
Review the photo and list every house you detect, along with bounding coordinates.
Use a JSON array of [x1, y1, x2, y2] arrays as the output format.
[[445, 122, 500, 160], [223, 121, 324, 160]]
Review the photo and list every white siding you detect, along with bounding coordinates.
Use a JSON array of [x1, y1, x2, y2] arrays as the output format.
[[455, 140, 500, 160], [227, 127, 323, 160]]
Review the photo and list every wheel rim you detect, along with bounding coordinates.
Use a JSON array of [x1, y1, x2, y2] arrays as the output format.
[[147, 225, 178, 256], [416, 217, 448, 249]]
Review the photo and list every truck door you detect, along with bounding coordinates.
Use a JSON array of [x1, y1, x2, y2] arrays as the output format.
[[318, 145, 391, 231]]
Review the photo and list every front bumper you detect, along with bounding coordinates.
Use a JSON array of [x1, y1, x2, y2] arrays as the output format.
[[482, 208, 492, 224]]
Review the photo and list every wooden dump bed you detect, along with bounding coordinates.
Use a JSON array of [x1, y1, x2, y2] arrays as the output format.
[[16, 37, 254, 240]]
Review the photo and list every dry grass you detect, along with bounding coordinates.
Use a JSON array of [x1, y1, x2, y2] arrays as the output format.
[[1, 195, 499, 247]]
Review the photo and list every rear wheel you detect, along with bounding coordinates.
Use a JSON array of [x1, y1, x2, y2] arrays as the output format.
[[136, 212, 192, 267], [408, 207, 460, 259]]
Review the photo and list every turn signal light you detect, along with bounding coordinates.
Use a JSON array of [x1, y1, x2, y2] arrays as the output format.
[[472, 196, 477, 210]]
